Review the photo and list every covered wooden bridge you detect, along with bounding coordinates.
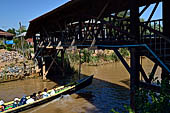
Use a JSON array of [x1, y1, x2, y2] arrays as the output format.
[[27, 0, 170, 110]]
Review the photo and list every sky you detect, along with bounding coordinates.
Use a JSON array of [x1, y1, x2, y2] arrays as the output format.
[[0, 0, 162, 31], [0, 0, 69, 30]]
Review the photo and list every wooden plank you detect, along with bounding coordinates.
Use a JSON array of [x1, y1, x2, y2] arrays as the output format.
[[139, 64, 150, 83], [149, 63, 158, 83], [43, 59, 55, 77], [113, 49, 132, 74]]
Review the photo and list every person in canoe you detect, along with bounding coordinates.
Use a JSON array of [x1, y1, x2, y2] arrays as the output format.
[[37, 91, 43, 100], [19, 96, 27, 105], [50, 88, 56, 96], [0, 105, 5, 112], [32, 93, 38, 101], [13, 98, 20, 108], [42, 88, 50, 98], [0, 100, 4, 106], [26, 95, 34, 104]]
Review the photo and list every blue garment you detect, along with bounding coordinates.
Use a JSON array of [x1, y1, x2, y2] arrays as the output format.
[[4, 40, 15, 45], [19, 96, 27, 105]]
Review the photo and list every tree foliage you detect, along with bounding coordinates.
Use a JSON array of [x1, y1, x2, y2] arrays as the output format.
[[16, 25, 27, 34], [7, 28, 16, 35], [6, 25, 27, 35]]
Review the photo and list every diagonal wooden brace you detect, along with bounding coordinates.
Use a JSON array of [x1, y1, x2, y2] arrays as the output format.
[[113, 48, 132, 75]]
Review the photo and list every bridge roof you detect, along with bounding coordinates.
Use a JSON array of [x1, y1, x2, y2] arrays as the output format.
[[27, 0, 161, 37]]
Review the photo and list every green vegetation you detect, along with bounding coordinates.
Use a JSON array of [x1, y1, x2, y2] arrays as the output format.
[[111, 79, 170, 113], [135, 80, 170, 113], [66, 48, 129, 66], [7, 25, 27, 35]]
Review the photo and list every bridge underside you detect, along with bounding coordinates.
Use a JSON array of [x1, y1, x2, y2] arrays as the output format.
[[27, 0, 170, 110]]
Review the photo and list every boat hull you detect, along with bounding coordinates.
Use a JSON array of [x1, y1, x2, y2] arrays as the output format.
[[3, 75, 94, 113]]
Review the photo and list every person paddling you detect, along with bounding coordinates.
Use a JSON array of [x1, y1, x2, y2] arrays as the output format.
[[0, 105, 5, 112], [50, 88, 56, 96], [37, 91, 43, 100], [42, 88, 50, 98], [32, 93, 38, 101], [13, 98, 20, 108], [0, 100, 4, 106], [19, 96, 27, 105], [26, 95, 34, 104]]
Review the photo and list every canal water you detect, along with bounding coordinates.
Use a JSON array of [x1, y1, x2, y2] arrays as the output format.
[[0, 58, 161, 113]]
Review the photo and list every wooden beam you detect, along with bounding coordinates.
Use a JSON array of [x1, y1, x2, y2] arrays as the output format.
[[139, 4, 150, 17], [43, 59, 55, 78], [61, 49, 65, 77], [139, 81, 160, 92], [113, 49, 132, 74], [42, 57, 46, 80], [33, 35, 37, 52], [96, 1, 110, 20], [162, 0, 170, 82], [71, 39, 75, 46], [51, 56, 64, 72], [149, 63, 158, 83], [129, 0, 140, 110], [130, 0, 140, 41], [130, 48, 140, 111], [139, 64, 150, 83], [163, 0, 170, 37]]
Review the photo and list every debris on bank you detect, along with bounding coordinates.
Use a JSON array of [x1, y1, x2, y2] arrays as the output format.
[[0, 49, 36, 82]]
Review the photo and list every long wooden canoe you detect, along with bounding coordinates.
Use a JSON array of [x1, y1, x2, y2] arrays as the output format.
[[1, 75, 94, 113]]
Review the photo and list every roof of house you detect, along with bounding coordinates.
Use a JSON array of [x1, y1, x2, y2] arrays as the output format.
[[16, 32, 27, 38], [0, 29, 15, 37], [26, 38, 33, 43]]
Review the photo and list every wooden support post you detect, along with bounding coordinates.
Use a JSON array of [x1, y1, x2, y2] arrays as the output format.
[[42, 57, 46, 80], [129, 0, 140, 110], [78, 49, 82, 80], [33, 35, 37, 52], [79, 20, 82, 41], [162, 0, 170, 81], [130, 48, 140, 111], [61, 49, 65, 77], [163, 0, 170, 37], [130, 0, 140, 42]]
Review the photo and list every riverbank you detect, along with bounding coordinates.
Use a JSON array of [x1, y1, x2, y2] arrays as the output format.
[[0, 49, 37, 83], [67, 48, 130, 66]]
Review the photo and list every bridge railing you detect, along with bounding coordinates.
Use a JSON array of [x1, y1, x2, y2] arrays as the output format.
[[62, 17, 132, 44], [140, 19, 170, 61]]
